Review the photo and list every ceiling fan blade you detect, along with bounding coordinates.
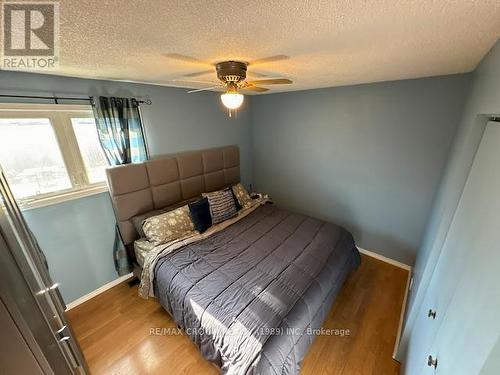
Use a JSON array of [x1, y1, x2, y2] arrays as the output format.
[[248, 55, 289, 66], [164, 53, 214, 66], [187, 86, 222, 93], [173, 78, 219, 85], [183, 69, 214, 78], [240, 86, 269, 92], [246, 70, 268, 78], [246, 78, 293, 85]]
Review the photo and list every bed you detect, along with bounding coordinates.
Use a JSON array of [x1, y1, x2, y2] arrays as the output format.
[[105, 145, 360, 375]]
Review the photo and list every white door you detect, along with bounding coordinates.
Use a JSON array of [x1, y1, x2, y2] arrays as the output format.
[[404, 121, 500, 374], [425, 121, 500, 374]]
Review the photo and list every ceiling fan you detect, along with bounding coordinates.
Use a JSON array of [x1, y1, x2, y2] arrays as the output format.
[[165, 53, 293, 113]]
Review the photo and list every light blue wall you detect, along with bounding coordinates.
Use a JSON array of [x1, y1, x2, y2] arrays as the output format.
[[399, 39, 500, 361], [23, 193, 116, 303], [0, 71, 253, 304], [251, 75, 471, 265]]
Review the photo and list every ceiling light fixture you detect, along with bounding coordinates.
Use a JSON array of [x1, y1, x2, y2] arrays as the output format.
[[220, 90, 244, 110], [166, 55, 293, 117], [220, 84, 243, 117]]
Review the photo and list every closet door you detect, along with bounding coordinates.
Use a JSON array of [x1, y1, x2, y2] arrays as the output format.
[[403, 122, 500, 374], [405, 213, 471, 373], [424, 121, 500, 374]]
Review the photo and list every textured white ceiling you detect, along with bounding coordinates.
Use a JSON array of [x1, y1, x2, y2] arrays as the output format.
[[17, 1, 500, 93]]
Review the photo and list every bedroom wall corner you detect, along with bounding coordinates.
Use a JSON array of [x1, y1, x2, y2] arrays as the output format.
[[250, 74, 471, 266]]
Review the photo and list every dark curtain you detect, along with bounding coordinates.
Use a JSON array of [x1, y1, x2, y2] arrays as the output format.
[[93, 96, 148, 276]]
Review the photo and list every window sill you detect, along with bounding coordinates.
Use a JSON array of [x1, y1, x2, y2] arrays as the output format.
[[19, 184, 109, 211]]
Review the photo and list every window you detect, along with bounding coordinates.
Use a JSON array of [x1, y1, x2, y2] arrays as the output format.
[[71, 118, 108, 183], [0, 104, 109, 208]]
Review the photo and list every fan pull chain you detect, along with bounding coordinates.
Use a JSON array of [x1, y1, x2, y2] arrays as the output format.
[[228, 109, 238, 118]]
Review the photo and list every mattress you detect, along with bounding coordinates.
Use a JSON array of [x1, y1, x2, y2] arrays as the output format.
[[153, 204, 360, 374]]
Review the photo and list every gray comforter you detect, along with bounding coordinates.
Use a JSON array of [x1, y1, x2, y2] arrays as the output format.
[[154, 204, 360, 374]]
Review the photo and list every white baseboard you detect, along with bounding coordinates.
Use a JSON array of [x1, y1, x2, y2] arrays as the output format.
[[357, 247, 412, 271], [66, 273, 133, 311], [393, 270, 412, 361]]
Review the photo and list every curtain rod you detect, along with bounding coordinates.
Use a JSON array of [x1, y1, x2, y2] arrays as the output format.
[[0, 94, 152, 106]]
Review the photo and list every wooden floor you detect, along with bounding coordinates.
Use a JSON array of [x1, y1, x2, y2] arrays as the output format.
[[67, 255, 408, 375]]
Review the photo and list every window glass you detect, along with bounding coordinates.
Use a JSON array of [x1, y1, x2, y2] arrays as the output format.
[[71, 117, 108, 183], [0, 118, 72, 198]]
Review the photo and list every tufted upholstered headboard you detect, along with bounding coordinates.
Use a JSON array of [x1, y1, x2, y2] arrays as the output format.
[[105, 145, 240, 248]]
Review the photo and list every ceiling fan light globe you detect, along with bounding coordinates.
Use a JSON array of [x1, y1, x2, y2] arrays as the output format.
[[221, 92, 244, 109]]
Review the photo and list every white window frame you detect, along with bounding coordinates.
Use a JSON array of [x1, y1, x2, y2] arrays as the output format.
[[0, 103, 109, 210]]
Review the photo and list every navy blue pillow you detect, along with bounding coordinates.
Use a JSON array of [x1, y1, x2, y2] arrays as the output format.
[[188, 197, 212, 233]]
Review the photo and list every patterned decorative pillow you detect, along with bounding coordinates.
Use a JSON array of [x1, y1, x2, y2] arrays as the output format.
[[232, 183, 253, 209], [142, 205, 195, 245], [204, 188, 237, 224], [231, 188, 243, 211], [132, 208, 166, 238]]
